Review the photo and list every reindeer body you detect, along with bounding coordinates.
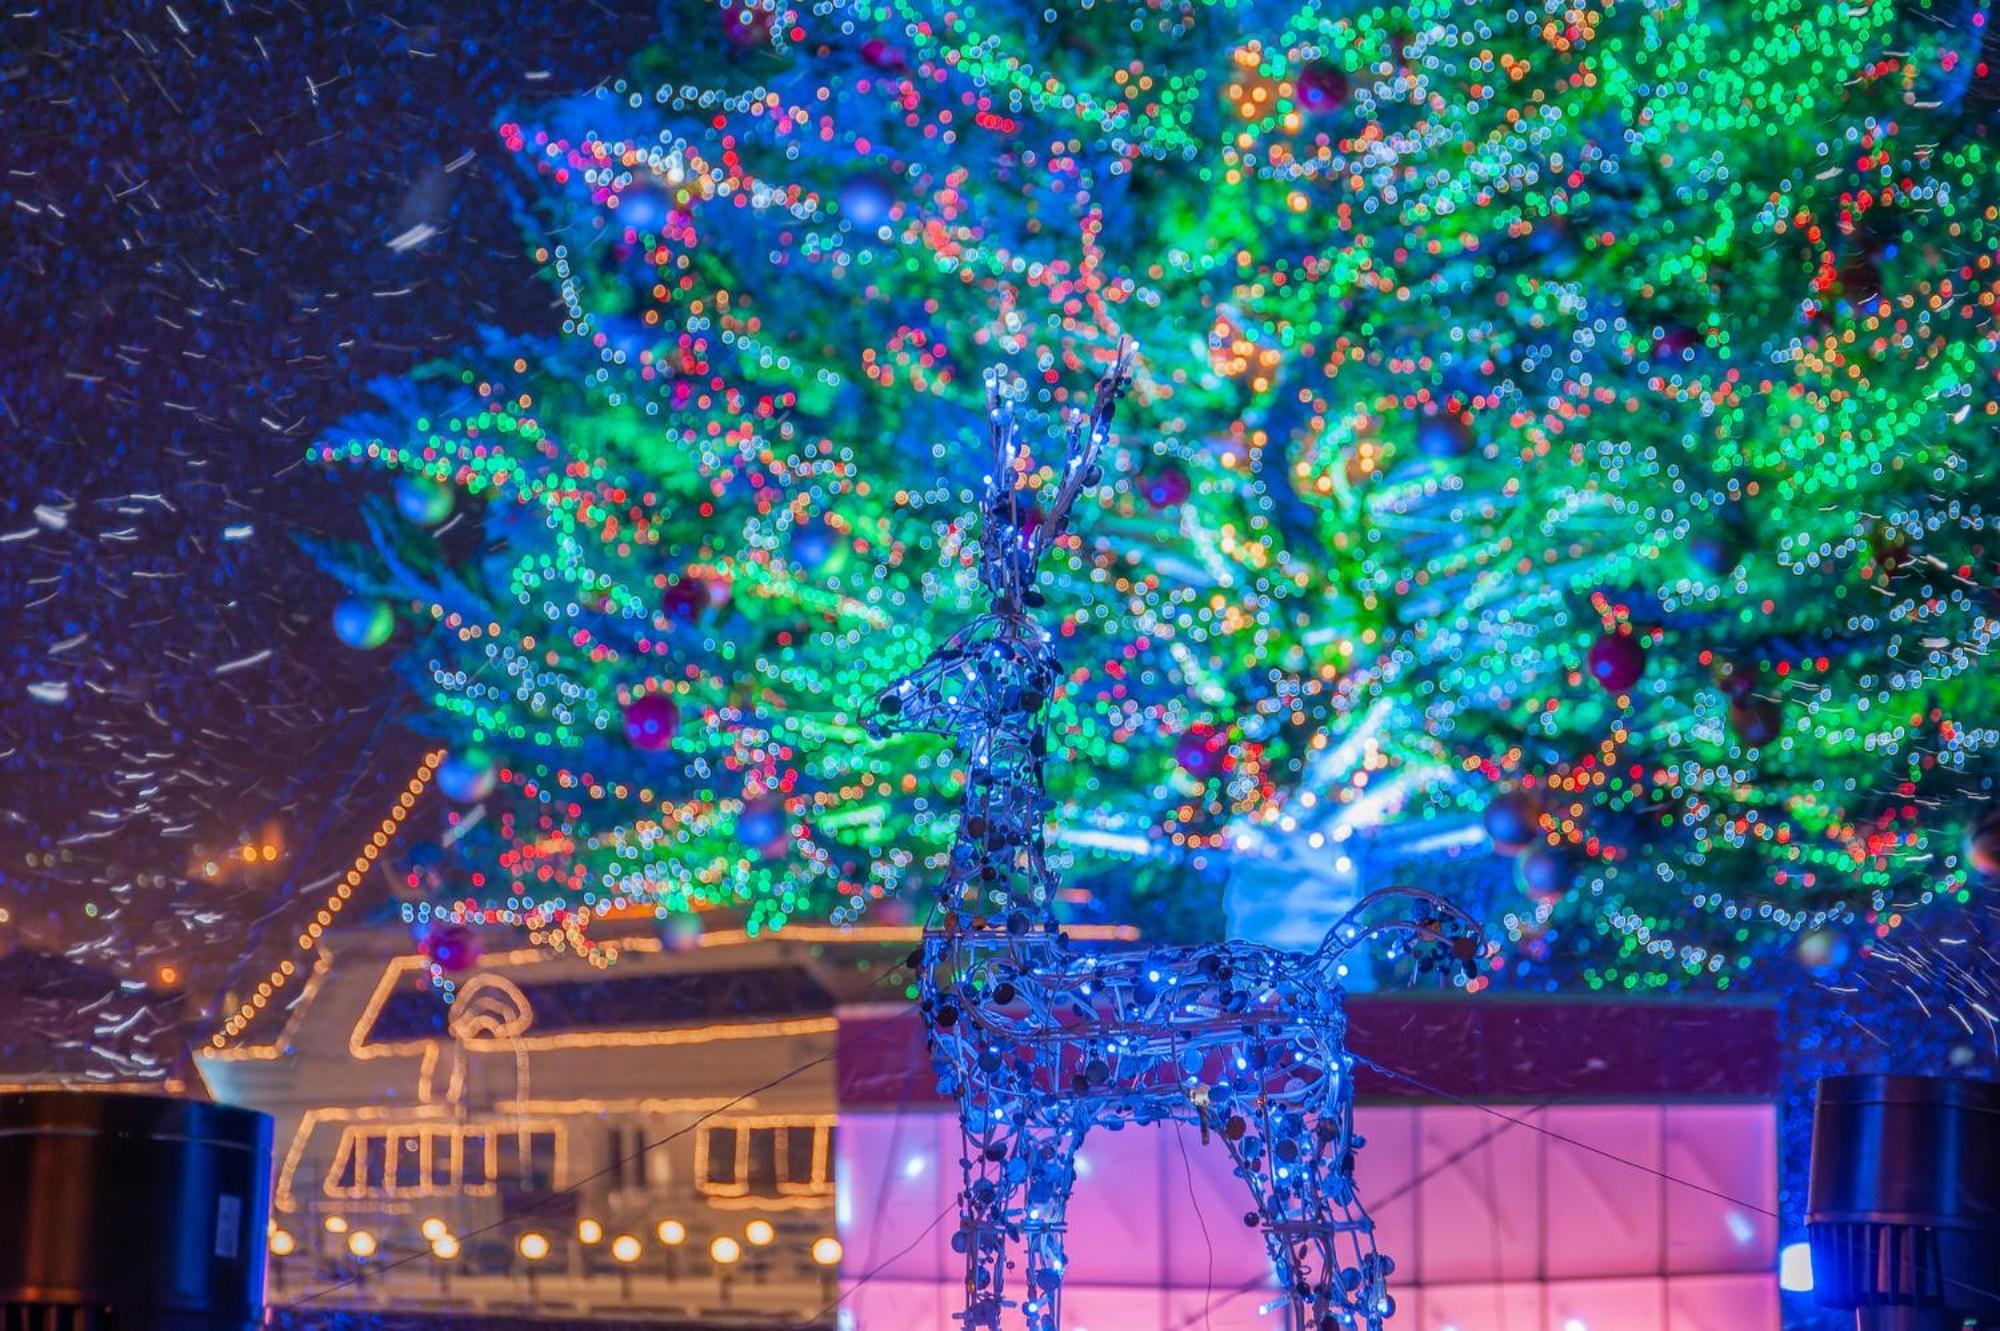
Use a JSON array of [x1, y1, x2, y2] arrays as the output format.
[[871, 350, 1476, 1331]]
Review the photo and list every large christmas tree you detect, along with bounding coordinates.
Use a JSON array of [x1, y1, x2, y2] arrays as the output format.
[[313, 0, 1997, 984]]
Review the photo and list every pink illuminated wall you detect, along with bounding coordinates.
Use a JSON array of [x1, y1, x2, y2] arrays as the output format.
[[835, 1103, 1777, 1331], [834, 999, 1781, 1331]]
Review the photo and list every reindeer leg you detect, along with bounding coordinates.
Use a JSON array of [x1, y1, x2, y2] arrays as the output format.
[[1222, 1098, 1393, 1331], [1014, 1120, 1085, 1331], [953, 1095, 1020, 1331]]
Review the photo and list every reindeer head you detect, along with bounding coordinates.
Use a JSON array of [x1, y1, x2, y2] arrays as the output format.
[[865, 342, 1135, 746]]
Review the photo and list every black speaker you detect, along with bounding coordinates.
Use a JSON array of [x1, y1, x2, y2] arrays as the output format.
[[1807, 1074, 2000, 1331], [0, 1092, 272, 1331]]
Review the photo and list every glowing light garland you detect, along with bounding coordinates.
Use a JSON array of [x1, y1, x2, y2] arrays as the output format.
[[210, 752, 444, 1049]]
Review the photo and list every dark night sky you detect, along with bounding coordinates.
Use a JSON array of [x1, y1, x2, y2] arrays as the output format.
[[0, 0, 658, 1044]]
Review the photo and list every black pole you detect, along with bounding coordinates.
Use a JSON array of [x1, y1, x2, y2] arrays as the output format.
[[0, 1092, 273, 1331], [1807, 1074, 2000, 1331]]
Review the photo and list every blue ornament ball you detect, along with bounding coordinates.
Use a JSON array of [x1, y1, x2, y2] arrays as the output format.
[[1515, 844, 1573, 901], [1687, 521, 1744, 577], [737, 797, 788, 852], [394, 475, 456, 526], [1482, 790, 1542, 853], [838, 173, 897, 229], [332, 596, 395, 650], [1416, 414, 1473, 459], [790, 518, 839, 570], [436, 751, 497, 803], [1796, 927, 1852, 973]]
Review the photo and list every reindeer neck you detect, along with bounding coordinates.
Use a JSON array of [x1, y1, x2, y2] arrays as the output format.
[[934, 626, 1063, 943]]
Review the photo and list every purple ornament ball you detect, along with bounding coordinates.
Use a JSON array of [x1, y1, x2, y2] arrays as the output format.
[[1175, 723, 1228, 779], [1295, 62, 1349, 113], [1140, 464, 1191, 510], [1586, 631, 1647, 693], [661, 577, 708, 624], [422, 922, 481, 975], [623, 693, 681, 751], [860, 36, 907, 71], [1728, 696, 1783, 747], [722, 1, 774, 49]]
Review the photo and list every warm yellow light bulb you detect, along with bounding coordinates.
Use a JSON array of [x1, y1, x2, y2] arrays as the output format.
[[517, 1231, 551, 1262], [656, 1219, 687, 1246], [347, 1230, 377, 1259], [743, 1219, 775, 1247], [578, 1218, 603, 1244], [709, 1235, 742, 1265], [420, 1217, 448, 1242], [812, 1236, 843, 1267], [610, 1234, 642, 1263]]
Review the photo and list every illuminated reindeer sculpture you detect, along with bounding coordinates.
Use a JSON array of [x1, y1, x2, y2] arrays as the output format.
[[867, 346, 1481, 1331]]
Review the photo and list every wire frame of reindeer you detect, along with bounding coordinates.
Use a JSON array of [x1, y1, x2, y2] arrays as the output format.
[[865, 343, 1484, 1331]]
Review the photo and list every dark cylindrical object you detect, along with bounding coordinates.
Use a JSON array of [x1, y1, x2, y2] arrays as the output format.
[[1807, 1074, 2000, 1329], [0, 1092, 272, 1331]]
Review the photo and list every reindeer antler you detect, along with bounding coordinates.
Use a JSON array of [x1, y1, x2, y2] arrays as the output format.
[[975, 339, 1137, 615], [1035, 338, 1136, 559]]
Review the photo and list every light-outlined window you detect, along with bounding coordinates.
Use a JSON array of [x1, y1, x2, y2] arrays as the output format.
[[325, 1121, 563, 1199], [695, 1115, 836, 1199], [606, 1122, 668, 1192]]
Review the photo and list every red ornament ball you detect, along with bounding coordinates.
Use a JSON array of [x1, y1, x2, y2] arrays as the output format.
[[623, 693, 681, 751], [1175, 722, 1228, 779], [421, 923, 481, 975], [1586, 631, 1647, 692], [1650, 324, 1701, 363], [1710, 653, 1759, 700], [1295, 62, 1349, 113]]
